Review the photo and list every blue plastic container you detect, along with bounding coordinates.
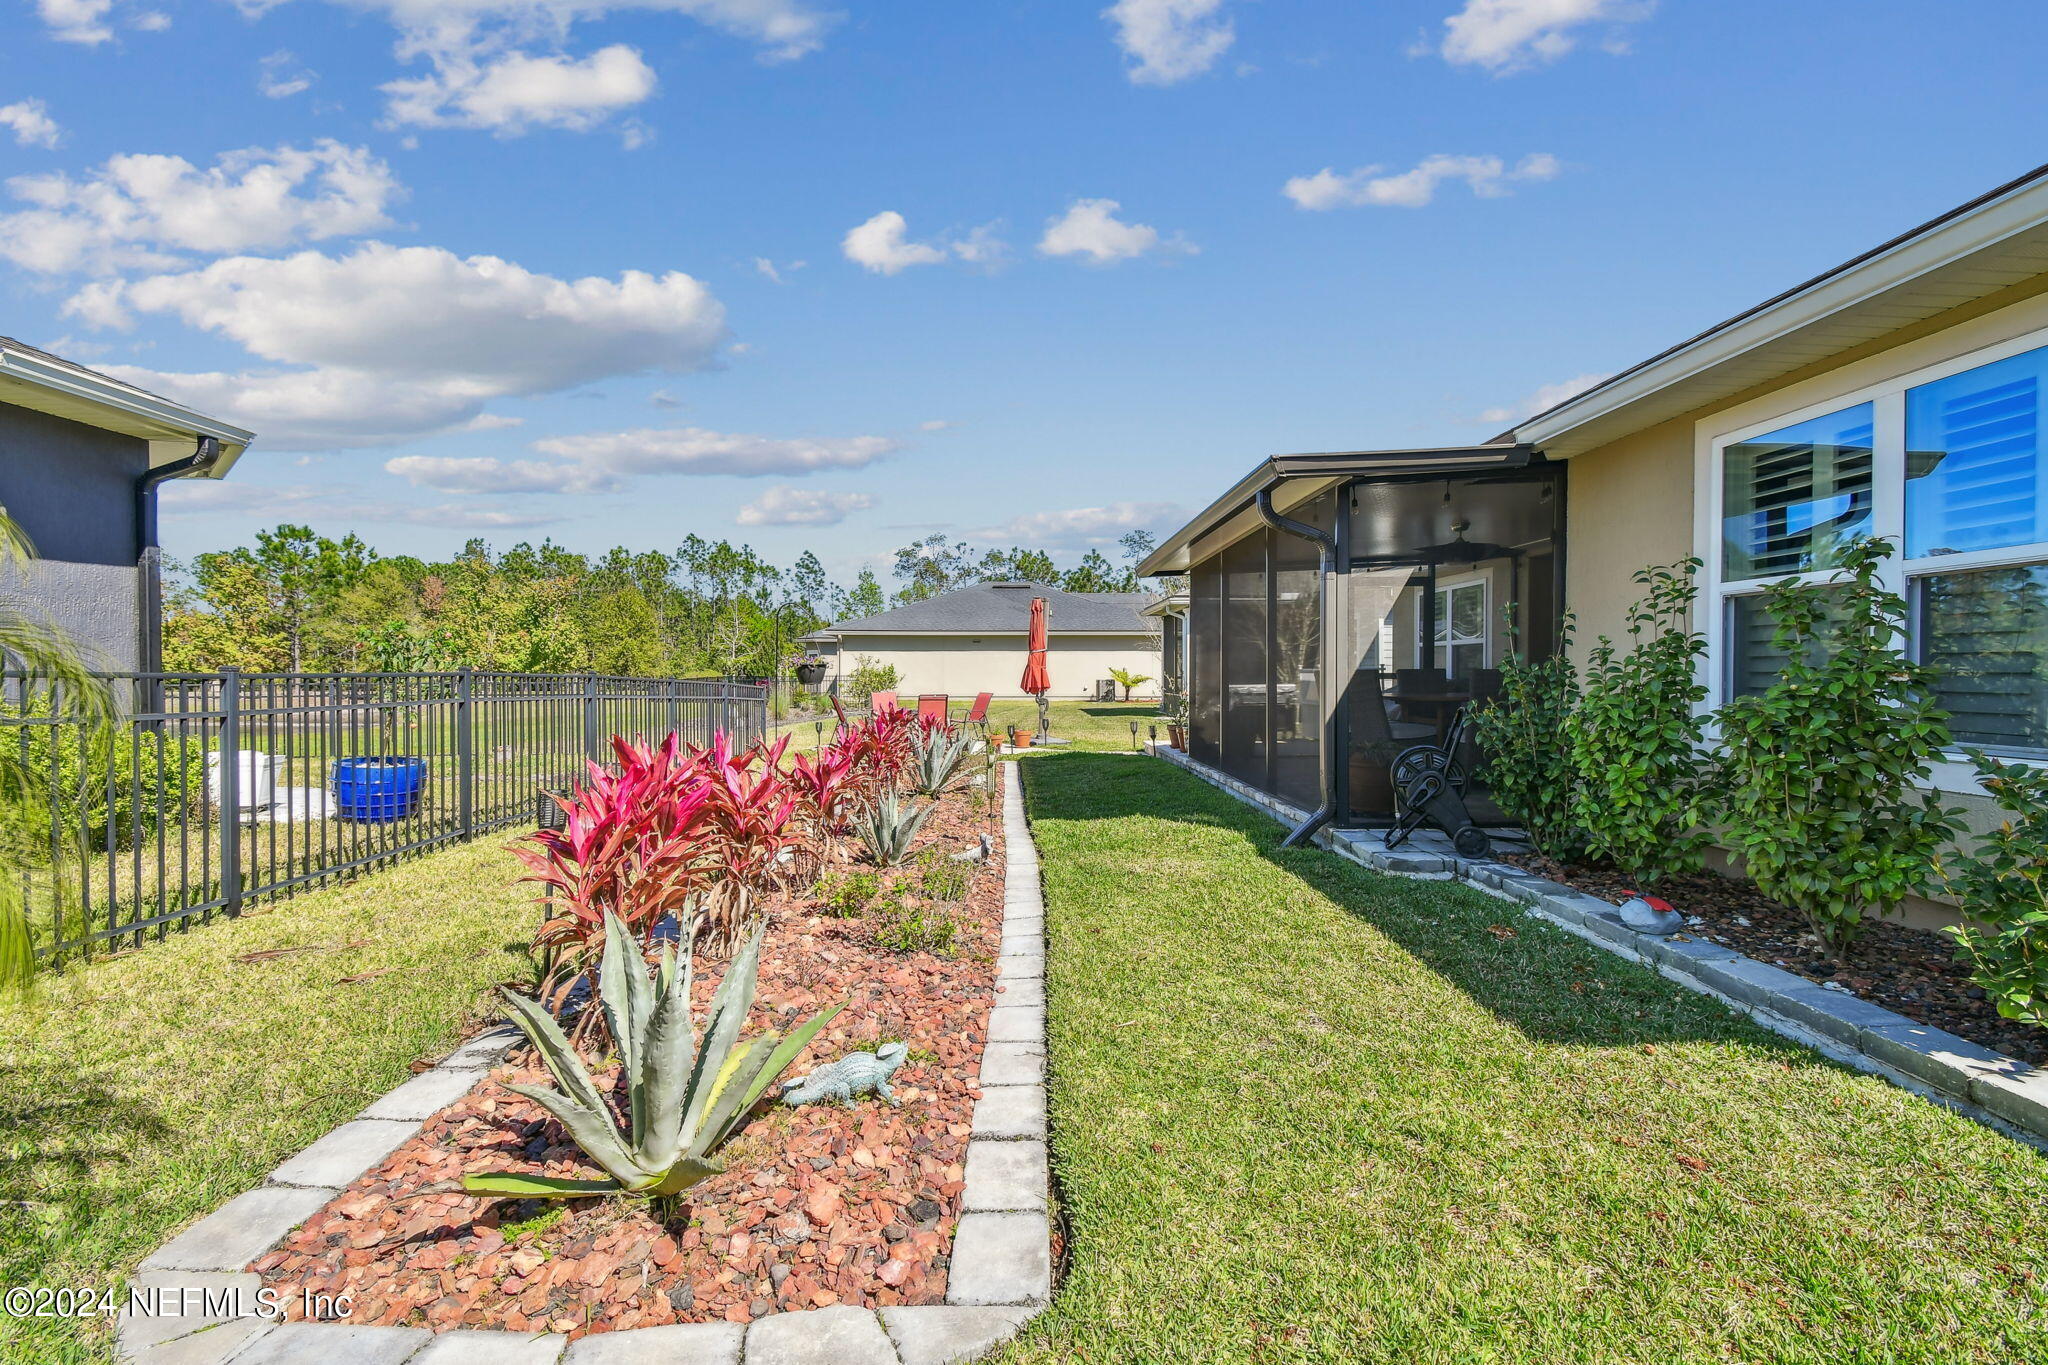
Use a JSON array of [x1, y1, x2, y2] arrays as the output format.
[[332, 756, 428, 823]]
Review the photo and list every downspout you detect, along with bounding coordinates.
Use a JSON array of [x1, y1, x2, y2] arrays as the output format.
[[1255, 487, 1337, 848], [134, 436, 223, 673]]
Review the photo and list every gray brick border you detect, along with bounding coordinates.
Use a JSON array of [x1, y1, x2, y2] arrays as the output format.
[[121, 762, 1054, 1363], [1152, 742, 2048, 1152]]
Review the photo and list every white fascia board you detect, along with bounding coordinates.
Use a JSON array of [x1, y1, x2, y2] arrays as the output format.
[[0, 346, 255, 475]]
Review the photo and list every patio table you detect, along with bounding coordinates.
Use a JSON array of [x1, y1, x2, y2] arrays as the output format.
[[1385, 689, 1471, 740]]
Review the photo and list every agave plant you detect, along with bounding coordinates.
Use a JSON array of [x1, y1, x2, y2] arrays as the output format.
[[909, 723, 972, 797], [852, 792, 934, 867], [466, 907, 842, 1203]]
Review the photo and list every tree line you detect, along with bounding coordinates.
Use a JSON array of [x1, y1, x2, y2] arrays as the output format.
[[163, 526, 1161, 677]]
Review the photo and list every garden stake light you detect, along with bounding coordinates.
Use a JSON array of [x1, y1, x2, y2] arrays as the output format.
[[1130, 720, 1140, 750]]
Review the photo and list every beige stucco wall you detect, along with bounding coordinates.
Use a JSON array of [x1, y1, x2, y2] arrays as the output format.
[[1560, 413, 1696, 662], [827, 633, 1161, 700]]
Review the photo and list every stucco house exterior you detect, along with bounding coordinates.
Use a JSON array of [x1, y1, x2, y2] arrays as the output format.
[[802, 581, 1161, 701], [0, 337, 255, 672], [1140, 161, 2048, 900]]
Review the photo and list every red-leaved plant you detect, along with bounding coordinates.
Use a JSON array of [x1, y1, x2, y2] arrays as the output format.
[[695, 732, 801, 949], [514, 733, 716, 1021]]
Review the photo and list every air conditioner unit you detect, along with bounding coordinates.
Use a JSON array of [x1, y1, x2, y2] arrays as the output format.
[[1094, 679, 1117, 702]]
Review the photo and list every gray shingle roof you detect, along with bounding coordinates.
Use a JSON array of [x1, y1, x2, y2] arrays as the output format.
[[822, 581, 1155, 635]]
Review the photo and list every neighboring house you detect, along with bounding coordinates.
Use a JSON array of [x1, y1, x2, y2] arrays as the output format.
[[1141, 162, 2048, 887], [0, 337, 254, 673], [803, 581, 1160, 700]]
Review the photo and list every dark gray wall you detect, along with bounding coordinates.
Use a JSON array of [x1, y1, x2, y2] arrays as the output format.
[[0, 557, 143, 671], [0, 402, 147, 565]]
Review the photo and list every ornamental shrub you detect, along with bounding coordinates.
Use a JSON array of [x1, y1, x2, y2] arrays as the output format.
[[1716, 537, 1961, 953], [1470, 614, 1588, 864], [1566, 559, 1710, 889], [1942, 754, 2048, 1028]]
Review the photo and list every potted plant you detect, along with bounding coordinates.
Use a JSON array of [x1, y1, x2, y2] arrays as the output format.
[[1163, 688, 1188, 751], [795, 655, 827, 688], [1010, 725, 1033, 749]]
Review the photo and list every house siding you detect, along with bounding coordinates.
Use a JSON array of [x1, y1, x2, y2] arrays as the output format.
[[829, 632, 1160, 700], [0, 402, 148, 671]]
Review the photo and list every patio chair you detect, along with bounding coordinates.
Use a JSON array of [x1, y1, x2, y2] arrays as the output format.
[[916, 694, 950, 726], [869, 690, 897, 716], [959, 691, 993, 738]]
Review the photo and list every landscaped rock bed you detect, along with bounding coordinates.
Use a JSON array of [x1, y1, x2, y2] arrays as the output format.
[[1500, 850, 2048, 1066], [252, 779, 1010, 1339]]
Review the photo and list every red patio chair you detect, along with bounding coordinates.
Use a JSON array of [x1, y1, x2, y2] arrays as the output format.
[[916, 694, 950, 726], [870, 690, 897, 716], [961, 691, 993, 727]]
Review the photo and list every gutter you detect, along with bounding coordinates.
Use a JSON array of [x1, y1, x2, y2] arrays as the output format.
[[133, 436, 224, 674], [1254, 487, 1337, 849], [135, 435, 224, 557]]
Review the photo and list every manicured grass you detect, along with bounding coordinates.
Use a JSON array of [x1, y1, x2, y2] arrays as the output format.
[[1004, 754, 2048, 1365], [0, 837, 536, 1364]]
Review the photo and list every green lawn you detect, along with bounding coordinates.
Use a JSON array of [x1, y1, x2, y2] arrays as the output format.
[[1003, 754, 2048, 1365], [0, 837, 536, 1364]]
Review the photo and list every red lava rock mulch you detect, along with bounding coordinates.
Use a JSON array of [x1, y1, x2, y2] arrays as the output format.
[[1500, 850, 2048, 1066], [254, 779, 1019, 1338]]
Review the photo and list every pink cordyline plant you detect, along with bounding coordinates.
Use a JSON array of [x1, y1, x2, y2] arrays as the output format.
[[513, 733, 716, 1020], [693, 732, 802, 951]]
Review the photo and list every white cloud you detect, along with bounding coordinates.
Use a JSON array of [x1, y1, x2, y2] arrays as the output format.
[[81, 242, 726, 448], [1477, 371, 1610, 425], [1283, 152, 1561, 210], [259, 51, 318, 99], [843, 211, 947, 275], [383, 426, 894, 496], [36, 0, 114, 43], [1103, 0, 1233, 86], [1036, 198, 1189, 264], [314, 0, 834, 132], [130, 8, 168, 29], [382, 45, 657, 133], [530, 425, 895, 477], [753, 256, 803, 283], [735, 486, 875, 527], [162, 478, 563, 529], [0, 100, 61, 150], [1436, 0, 1653, 74], [919, 419, 951, 432], [1, 141, 402, 275], [974, 500, 1184, 549]]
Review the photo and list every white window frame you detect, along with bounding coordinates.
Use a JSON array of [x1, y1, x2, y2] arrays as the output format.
[[1698, 323, 2048, 791]]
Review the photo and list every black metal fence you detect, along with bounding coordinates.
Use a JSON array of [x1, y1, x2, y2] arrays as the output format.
[[1, 669, 767, 961]]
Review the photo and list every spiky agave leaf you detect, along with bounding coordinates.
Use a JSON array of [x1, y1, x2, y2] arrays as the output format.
[[458, 1173, 626, 1199]]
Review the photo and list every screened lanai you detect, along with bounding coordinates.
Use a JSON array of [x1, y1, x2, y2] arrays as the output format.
[[1142, 445, 1566, 835]]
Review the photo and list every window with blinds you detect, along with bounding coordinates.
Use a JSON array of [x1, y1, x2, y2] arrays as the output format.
[[1727, 588, 1845, 699], [1920, 565, 2048, 754], [1722, 402, 1875, 581], [1906, 344, 2048, 559]]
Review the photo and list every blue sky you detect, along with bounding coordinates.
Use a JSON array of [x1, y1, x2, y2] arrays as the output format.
[[4, 0, 2047, 585]]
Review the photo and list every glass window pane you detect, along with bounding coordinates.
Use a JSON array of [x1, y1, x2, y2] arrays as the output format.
[[1921, 563, 2048, 756], [1271, 510, 1322, 808], [1450, 583, 1485, 638], [1722, 403, 1874, 580], [1906, 346, 2048, 559], [1728, 589, 1843, 699]]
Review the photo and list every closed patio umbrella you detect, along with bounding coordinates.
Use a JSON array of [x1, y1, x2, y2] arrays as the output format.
[[1022, 595, 1051, 741]]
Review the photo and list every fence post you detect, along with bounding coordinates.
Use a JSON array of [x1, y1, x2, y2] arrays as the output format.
[[456, 666, 474, 840], [582, 672, 600, 762], [219, 668, 242, 919]]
